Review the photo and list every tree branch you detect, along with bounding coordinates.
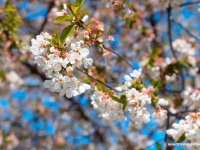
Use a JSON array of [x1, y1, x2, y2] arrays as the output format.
[[167, 4, 185, 91], [76, 67, 117, 92], [172, 19, 200, 41], [102, 45, 136, 70], [179, 0, 200, 8], [38, 0, 55, 34]]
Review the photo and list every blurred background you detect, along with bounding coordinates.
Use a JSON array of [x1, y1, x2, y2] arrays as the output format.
[[1, 0, 200, 150]]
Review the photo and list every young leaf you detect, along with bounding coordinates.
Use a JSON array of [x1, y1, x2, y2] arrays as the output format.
[[75, 0, 84, 8], [0, 70, 6, 82], [111, 95, 127, 111], [54, 15, 73, 24], [51, 30, 59, 45], [150, 79, 161, 88], [60, 24, 76, 44], [121, 95, 127, 111], [156, 142, 162, 150], [177, 134, 186, 143], [66, 2, 79, 16]]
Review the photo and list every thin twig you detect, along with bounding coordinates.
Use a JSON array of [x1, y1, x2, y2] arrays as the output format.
[[167, 4, 185, 90], [76, 67, 117, 92], [172, 19, 200, 41], [38, 1, 55, 34], [167, 5, 177, 59], [102, 45, 135, 70], [179, 0, 200, 7], [164, 110, 170, 149]]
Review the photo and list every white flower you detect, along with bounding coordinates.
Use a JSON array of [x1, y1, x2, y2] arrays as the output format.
[[34, 56, 46, 67], [97, 37, 103, 43], [79, 48, 89, 57], [61, 57, 69, 68], [63, 4, 67, 11], [91, 89, 126, 121], [7, 71, 24, 89], [52, 74, 71, 92], [167, 112, 200, 144], [130, 68, 142, 78], [77, 83, 91, 94], [82, 58, 93, 68], [81, 15, 88, 22], [152, 109, 167, 125], [30, 34, 93, 99], [68, 52, 80, 65], [131, 108, 150, 129], [173, 39, 195, 55], [158, 98, 169, 106], [56, 12, 64, 17], [50, 46, 57, 53], [182, 87, 200, 104], [55, 4, 67, 17], [30, 32, 51, 55], [124, 75, 132, 88]]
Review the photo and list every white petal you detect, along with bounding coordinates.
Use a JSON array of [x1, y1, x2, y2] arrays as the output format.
[[56, 12, 64, 17], [80, 48, 89, 57], [63, 4, 67, 11], [124, 75, 132, 81], [70, 43, 76, 50], [66, 89, 73, 98], [82, 83, 91, 90], [81, 15, 88, 22]]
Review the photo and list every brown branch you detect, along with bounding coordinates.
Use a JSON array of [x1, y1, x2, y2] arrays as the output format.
[[102, 45, 136, 70], [164, 111, 170, 149], [172, 19, 200, 41], [167, 5, 177, 59], [76, 67, 117, 92], [179, 0, 200, 7], [167, 4, 185, 91], [38, 0, 55, 34]]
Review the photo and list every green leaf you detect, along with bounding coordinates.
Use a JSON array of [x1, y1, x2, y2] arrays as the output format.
[[0, 70, 6, 81], [177, 134, 186, 143], [153, 88, 159, 96], [54, 15, 73, 24], [151, 46, 159, 59], [51, 30, 59, 45], [60, 24, 76, 44], [111, 95, 127, 111], [4, 5, 15, 12], [121, 95, 127, 111], [66, 2, 79, 16], [150, 79, 161, 88], [97, 83, 104, 91], [156, 142, 162, 150], [75, 0, 84, 8]]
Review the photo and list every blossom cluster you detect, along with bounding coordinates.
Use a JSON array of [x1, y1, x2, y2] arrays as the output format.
[[91, 68, 170, 128], [182, 87, 200, 103], [82, 17, 104, 46], [92, 68, 153, 128], [30, 32, 93, 98], [167, 112, 200, 149], [91, 90, 126, 121], [150, 57, 177, 82], [173, 38, 195, 55], [173, 38, 197, 67]]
